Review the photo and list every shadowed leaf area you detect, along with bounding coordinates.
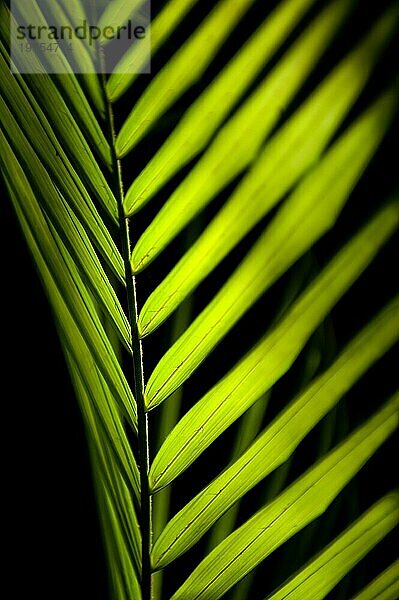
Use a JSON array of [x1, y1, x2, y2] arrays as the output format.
[[1, 0, 398, 599]]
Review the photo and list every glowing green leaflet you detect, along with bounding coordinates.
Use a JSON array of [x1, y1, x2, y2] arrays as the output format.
[[171, 394, 399, 598], [0, 99, 128, 345], [107, 0, 201, 101], [266, 494, 399, 600], [151, 294, 399, 567], [144, 88, 398, 410], [0, 4, 110, 151], [70, 363, 141, 573], [30, 0, 104, 110], [123, 0, 321, 215], [0, 130, 136, 430], [0, 18, 113, 181], [136, 6, 397, 335], [115, 0, 257, 157], [149, 198, 398, 491], [129, 4, 398, 267], [97, 0, 146, 34], [351, 560, 399, 600], [0, 66, 123, 281]]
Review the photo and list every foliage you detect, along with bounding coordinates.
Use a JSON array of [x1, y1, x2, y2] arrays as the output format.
[[1, 0, 398, 598]]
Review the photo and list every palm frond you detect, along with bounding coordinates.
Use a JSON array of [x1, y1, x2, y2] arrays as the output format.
[[1, 1, 398, 598]]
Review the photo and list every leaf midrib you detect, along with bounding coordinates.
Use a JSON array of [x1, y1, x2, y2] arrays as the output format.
[[99, 69, 152, 599]]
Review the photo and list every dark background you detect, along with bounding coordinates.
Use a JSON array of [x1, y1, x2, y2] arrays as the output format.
[[1, 198, 109, 597]]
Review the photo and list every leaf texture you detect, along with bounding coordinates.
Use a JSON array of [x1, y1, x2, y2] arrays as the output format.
[[151, 293, 399, 565], [1, 0, 398, 597], [171, 394, 399, 599], [129, 3, 397, 266], [352, 560, 399, 600], [266, 494, 399, 600], [123, 0, 322, 216], [144, 88, 398, 409], [116, 0, 257, 157]]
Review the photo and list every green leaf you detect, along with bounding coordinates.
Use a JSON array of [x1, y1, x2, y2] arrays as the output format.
[[352, 559, 399, 600], [144, 88, 398, 409], [150, 293, 399, 564], [69, 350, 139, 499], [2, 1, 397, 595], [89, 439, 142, 600], [115, 0, 257, 157], [123, 0, 322, 215], [97, 0, 146, 34], [170, 393, 399, 599], [62, 0, 88, 28], [1, 130, 137, 430], [266, 493, 399, 600], [0, 102, 128, 348], [205, 392, 271, 551], [4, 197, 140, 589], [0, 79, 124, 282], [4, 186, 141, 581], [0, 19, 114, 186], [107, 0, 201, 101], [149, 207, 392, 498], [1, 3, 111, 154], [31, 0, 104, 110], [129, 3, 397, 261], [97, 484, 142, 600], [67, 357, 141, 563]]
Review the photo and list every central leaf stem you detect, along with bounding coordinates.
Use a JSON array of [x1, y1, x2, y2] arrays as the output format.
[[104, 86, 152, 598]]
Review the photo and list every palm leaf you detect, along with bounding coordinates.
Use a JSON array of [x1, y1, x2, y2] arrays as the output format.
[[170, 394, 399, 599], [266, 493, 399, 600], [351, 560, 399, 600], [1, 1, 398, 599]]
